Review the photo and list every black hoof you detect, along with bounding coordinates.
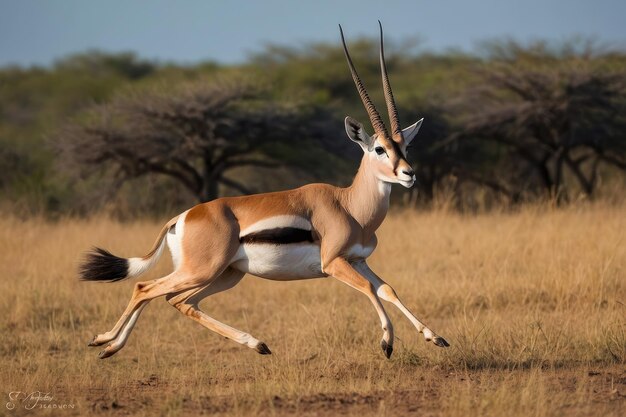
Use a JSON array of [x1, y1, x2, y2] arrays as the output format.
[[433, 336, 450, 348], [98, 350, 113, 359], [98, 345, 116, 359], [255, 342, 272, 355], [380, 340, 393, 359]]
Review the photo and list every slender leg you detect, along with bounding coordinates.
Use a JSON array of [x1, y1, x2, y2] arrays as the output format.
[[353, 261, 449, 348], [88, 271, 188, 348], [91, 265, 231, 358], [166, 268, 271, 354], [95, 303, 147, 358], [88, 207, 243, 359], [325, 257, 395, 358]]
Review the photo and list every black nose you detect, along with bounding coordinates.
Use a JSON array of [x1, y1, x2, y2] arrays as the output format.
[[402, 169, 415, 177]]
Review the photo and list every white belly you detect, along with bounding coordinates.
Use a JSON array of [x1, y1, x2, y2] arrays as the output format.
[[230, 243, 324, 280]]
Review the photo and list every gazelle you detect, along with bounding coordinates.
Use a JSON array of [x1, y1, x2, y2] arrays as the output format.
[[81, 22, 449, 359]]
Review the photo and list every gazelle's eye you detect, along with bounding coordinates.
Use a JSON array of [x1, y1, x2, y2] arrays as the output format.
[[375, 147, 385, 155]]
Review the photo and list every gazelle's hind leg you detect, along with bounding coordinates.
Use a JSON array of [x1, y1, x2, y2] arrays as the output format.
[[93, 302, 147, 358], [353, 261, 449, 348], [166, 268, 271, 354], [93, 269, 222, 359], [93, 263, 239, 359], [87, 270, 195, 348], [87, 275, 180, 348], [88, 206, 242, 359]]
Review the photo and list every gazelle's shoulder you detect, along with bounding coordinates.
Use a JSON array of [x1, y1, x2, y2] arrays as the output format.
[[297, 182, 342, 198]]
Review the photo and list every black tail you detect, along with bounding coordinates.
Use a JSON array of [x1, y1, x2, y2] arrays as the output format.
[[79, 247, 129, 282]]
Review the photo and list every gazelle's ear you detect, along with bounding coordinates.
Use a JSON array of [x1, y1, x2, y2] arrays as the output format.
[[402, 118, 423, 146], [345, 116, 373, 151]]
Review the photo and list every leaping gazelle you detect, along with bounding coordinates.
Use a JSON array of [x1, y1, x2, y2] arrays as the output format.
[[81, 22, 449, 359]]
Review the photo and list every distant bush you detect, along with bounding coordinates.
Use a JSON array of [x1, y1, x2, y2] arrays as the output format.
[[0, 39, 624, 216]]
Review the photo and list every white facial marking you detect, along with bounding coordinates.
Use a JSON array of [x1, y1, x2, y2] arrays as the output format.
[[167, 210, 188, 270], [240, 215, 312, 238], [230, 243, 323, 280]]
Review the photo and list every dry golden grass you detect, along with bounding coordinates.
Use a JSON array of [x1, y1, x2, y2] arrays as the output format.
[[0, 203, 624, 416]]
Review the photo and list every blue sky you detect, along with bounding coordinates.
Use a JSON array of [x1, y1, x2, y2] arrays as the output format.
[[1, 0, 625, 67]]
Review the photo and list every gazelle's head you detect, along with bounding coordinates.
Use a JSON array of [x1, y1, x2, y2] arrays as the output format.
[[340, 22, 422, 188]]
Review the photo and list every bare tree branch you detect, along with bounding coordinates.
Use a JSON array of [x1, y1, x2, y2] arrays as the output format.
[[447, 58, 626, 201], [53, 78, 333, 203], [218, 176, 255, 195]]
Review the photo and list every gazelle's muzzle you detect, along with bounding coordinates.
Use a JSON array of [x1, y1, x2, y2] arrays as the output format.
[[396, 162, 416, 188], [397, 168, 417, 188]]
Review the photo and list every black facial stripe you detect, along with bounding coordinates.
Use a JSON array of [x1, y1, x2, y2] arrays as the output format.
[[390, 141, 404, 156], [240, 227, 314, 244], [388, 141, 409, 169]]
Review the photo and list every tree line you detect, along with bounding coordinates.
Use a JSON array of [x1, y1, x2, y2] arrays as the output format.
[[1, 39, 625, 216]]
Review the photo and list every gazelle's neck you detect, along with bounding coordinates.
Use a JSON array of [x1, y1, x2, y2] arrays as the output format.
[[342, 156, 391, 234]]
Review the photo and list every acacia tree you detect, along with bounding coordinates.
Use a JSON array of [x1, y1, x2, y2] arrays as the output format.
[[55, 79, 329, 202], [450, 60, 626, 200]]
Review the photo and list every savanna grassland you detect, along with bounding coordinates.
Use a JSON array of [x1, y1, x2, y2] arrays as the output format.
[[0, 204, 624, 416]]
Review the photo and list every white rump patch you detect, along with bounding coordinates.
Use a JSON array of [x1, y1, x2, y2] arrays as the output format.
[[166, 210, 188, 270], [239, 215, 312, 237]]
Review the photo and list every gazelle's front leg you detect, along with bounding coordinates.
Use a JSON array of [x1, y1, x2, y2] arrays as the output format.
[[324, 257, 395, 358], [353, 261, 449, 348]]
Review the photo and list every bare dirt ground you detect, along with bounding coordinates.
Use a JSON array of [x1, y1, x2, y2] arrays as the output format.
[[83, 368, 625, 416], [1, 204, 624, 416]]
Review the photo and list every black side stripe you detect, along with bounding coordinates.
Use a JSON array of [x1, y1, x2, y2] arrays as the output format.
[[240, 227, 314, 244]]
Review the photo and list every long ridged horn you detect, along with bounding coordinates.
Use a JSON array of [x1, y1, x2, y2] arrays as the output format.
[[339, 24, 388, 137], [378, 21, 402, 141]]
